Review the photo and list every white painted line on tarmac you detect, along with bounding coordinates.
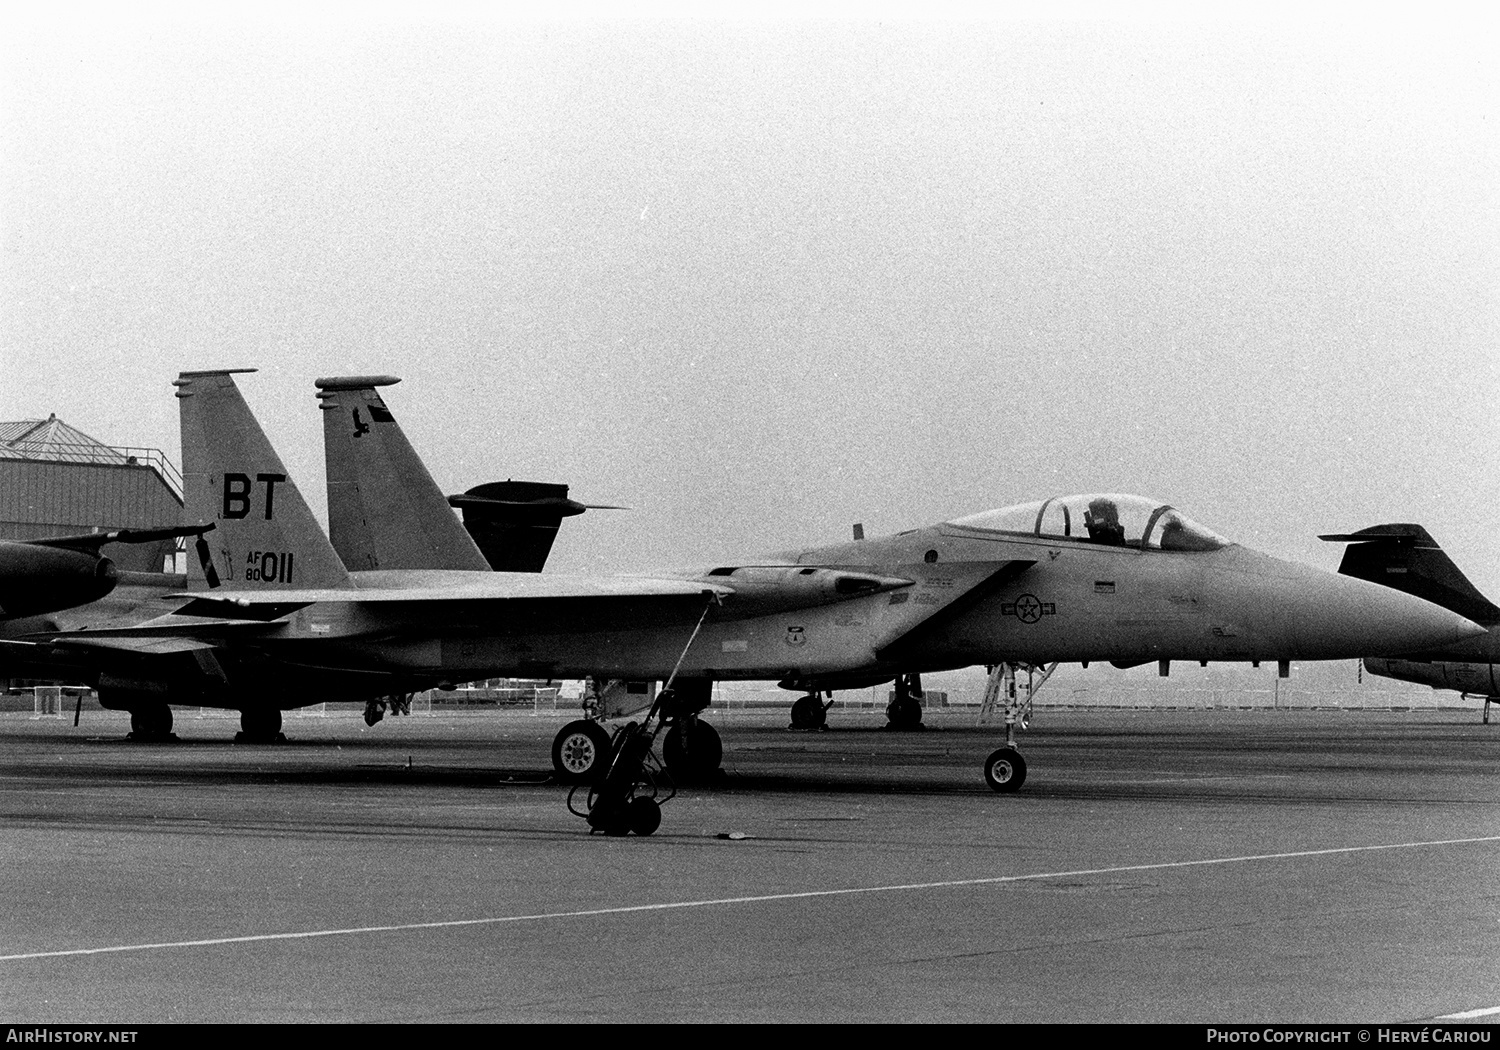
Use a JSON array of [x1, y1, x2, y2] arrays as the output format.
[[1435, 1005, 1500, 1020], [5, 832, 1500, 964]]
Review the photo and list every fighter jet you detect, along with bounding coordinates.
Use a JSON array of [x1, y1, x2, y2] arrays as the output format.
[[1322, 524, 1500, 718], [306, 376, 1494, 793], [25, 370, 1482, 809]]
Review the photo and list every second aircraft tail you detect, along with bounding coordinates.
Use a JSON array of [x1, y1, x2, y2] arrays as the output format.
[[316, 376, 490, 572], [1320, 524, 1500, 626]]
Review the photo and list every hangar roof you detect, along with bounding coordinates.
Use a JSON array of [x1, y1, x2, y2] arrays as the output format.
[[0, 415, 181, 500]]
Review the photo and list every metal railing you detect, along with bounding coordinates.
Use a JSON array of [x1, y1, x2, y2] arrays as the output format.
[[0, 439, 183, 502]]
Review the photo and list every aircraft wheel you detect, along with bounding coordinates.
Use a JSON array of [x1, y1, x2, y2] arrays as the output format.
[[885, 695, 923, 730], [984, 747, 1027, 793], [789, 694, 826, 730], [552, 720, 612, 783], [238, 707, 283, 744], [627, 796, 662, 836], [663, 720, 723, 781], [129, 705, 173, 740]]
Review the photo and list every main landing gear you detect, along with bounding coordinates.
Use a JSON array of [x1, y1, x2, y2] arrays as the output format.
[[363, 693, 414, 727], [662, 715, 722, 782], [236, 707, 284, 744], [976, 661, 1057, 793], [552, 680, 723, 785], [128, 705, 175, 742], [789, 692, 832, 730], [885, 673, 925, 730]]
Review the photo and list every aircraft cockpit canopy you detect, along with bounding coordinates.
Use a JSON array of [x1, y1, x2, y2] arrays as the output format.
[[949, 494, 1230, 552]]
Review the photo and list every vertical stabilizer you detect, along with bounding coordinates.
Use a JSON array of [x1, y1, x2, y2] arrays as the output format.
[[175, 370, 354, 591], [315, 376, 490, 572], [1320, 524, 1500, 625]]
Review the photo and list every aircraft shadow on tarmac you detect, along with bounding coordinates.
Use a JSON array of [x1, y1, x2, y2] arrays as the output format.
[[7, 715, 1493, 802]]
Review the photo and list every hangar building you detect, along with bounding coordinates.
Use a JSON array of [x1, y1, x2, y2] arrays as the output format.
[[0, 415, 183, 571]]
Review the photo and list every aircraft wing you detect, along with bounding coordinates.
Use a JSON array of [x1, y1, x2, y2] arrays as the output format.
[[172, 573, 733, 608], [0, 635, 127, 678], [43, 634, 231, 655]]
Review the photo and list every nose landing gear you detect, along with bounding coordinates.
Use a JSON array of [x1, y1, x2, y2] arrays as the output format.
[[984, 746, 1027, 792], [977, 661, 1056, 793]]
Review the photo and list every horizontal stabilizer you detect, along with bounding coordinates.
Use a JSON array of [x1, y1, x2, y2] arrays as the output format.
[[449, 481, 624, 573], [26, 524, 213, 553], [1317, 524, 1440, 546]]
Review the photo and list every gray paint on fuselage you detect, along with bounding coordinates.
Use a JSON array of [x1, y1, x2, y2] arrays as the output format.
[[206, 520, 1479, 686]]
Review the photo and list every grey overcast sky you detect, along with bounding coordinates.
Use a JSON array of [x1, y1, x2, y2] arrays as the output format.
[[3, 7, 1496, 593]]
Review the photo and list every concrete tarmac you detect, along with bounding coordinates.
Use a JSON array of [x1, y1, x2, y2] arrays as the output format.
[[2, 706, 1499, 1023]]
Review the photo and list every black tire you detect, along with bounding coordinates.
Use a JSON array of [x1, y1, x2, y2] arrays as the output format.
[[663, 720, 723, 781], [789, 694, 826, 730], [627, 796, 662, 836], [984, 747, 1027, 793], [552, 720, 613, 783], [238, 707, 283, 743], [885, 695, 923, 729], [129, 705, 172, 740]]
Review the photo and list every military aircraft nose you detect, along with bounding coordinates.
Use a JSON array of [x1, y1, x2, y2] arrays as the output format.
[[1283, 565, 1485, 658]]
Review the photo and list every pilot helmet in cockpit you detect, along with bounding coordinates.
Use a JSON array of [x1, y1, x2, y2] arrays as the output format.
[[1084, 497, 1126, 546]]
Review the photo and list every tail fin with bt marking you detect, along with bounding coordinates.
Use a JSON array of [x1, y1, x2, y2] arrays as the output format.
[[174, 369, 354, 592]]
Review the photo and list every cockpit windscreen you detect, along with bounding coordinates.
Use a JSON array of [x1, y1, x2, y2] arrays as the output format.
[[948, 494, 1229, 552]]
